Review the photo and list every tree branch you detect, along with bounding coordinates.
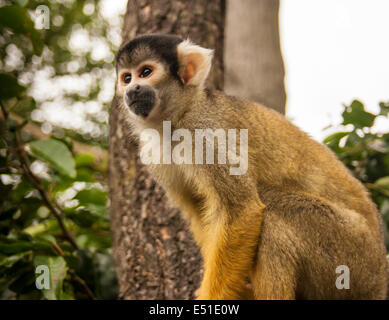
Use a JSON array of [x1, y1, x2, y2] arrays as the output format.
[[14, 129, 80, 250], [1, 102, 80, 251], [69, 270, 96, 300]]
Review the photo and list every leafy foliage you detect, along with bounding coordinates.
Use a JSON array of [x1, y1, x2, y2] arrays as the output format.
[[0, 0, 118, 300], [324, 100, 389, 249], [1, 0, 121, 146]]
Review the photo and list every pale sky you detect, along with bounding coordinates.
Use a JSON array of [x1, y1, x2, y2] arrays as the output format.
[[280, 0, 389, 141]]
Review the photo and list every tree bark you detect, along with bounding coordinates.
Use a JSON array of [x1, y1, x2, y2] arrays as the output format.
[[109, 0, 225, 300], [224, 0, 286, 114]]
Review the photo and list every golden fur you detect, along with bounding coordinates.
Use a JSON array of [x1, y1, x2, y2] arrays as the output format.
[[115, 35, 388, 299]]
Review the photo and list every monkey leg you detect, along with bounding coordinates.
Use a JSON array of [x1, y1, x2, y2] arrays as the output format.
[[252, 189, 388, 300], [197, 200, 265, 300], [250, 244, 297, 300], [247, 194, 301, 300]]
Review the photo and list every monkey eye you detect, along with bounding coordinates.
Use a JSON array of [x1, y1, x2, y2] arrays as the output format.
[[139, 67, 153, 78], [122, 73, 132, 84]]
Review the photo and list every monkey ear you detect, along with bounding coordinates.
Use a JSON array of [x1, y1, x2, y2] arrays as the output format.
[[177, 39, 214, 88]]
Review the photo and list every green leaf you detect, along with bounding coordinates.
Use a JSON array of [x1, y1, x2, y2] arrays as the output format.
[[75, 188, 107, 206], [65, 208, 101, 228], [0, 251, 30, 268], [345, 131, 362, 148], [374, 176, 389, 192], [342, 100, 376, 129], [380, 199, 389, 221], [30, 29, 43, 56], [323, 131, 350, 144], [36, 234, 56, 245], [11, 0, 29, 7], [323, 131, 350, 153], [373, 176, 389, 197], [12, 97, 36, 118], [27, 139, 76, 178], [83, 203, 108, 217], [33, 256, 67, 300], [76, 168, 95, 182], [0, 73, 26, 99], [23, 220, 58, 236], [59, 291, 75, 300], [75, 153, 95, 167], [0, 240, 52, 254], [0, 5, 34, 33], [379, 102, 389, 117]]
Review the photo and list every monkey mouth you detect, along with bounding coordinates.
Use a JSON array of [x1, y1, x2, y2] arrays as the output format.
[[130, 100, 148, 106], [129, 100, 154, 117], [125, 85, 156, 118]]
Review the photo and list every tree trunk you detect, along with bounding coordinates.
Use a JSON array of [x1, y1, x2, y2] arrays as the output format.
[[109, 0, 225, 300], [224, 0, 286, 114]]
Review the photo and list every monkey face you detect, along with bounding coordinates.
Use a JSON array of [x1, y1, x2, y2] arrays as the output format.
[[117, 60, 167, 118], [116, 35, 184, 121], [115, 34, 214, 123]]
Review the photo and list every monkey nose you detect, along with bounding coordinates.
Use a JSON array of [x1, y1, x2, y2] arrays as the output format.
[[126, 85, 141, 99]]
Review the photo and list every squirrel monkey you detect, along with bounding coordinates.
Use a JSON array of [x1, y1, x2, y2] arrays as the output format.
[[114, 34, 388, 299]]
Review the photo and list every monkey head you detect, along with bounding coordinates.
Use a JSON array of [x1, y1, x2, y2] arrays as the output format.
[[115, 34, 213, 126]]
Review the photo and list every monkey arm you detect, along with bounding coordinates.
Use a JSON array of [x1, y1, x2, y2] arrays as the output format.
[[196, 192, 265, 300], [162, 165, 267, 300]]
